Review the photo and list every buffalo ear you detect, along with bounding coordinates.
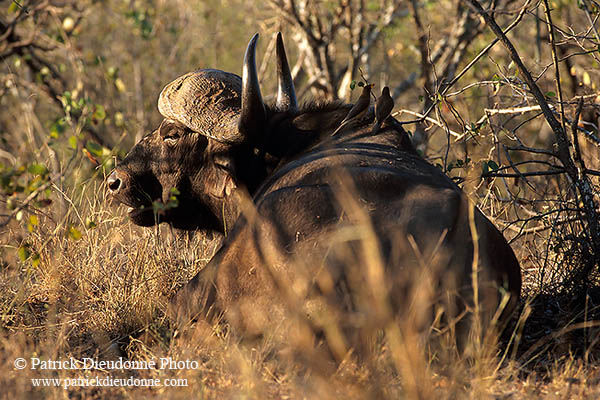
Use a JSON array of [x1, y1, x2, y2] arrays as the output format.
[[213, 154, 234, 172], [224, 175, 236, 197]]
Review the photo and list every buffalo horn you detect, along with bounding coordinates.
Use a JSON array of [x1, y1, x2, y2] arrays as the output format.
[[275, 32, 298, 112], [239, 33, 267, 140]]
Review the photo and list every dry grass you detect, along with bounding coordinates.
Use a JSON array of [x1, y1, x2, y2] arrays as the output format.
[[1, 173, 600, 400]]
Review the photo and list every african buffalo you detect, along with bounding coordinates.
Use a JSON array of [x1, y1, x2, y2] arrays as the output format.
[[108, 33, 521, 357]]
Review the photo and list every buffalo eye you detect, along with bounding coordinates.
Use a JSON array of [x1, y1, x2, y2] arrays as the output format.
[[162, 131, 180, 145], [212, 154, 234, 174], [159, 120, 183, 146]]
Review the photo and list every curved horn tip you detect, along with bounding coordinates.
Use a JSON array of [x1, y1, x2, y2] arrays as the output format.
[[240, 33, 266, 139], [275, 32, 286, 60], [243, 33, 260, 78], [243, 34, 260, 71], [275, 32, 298, 112]]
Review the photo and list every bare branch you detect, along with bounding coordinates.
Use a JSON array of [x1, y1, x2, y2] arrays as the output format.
[[571, 96, 586, 169], [409, 0, 433, 111], [542, 0, 566, 136], [482, 169, 565, 178], [463, 0, 600, 281], [393, 109, 462, 138]]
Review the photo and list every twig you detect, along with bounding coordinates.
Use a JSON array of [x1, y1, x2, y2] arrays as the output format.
[[504, 144, 558, 158], [505, 216, 585, 235], [484, 105, 552, 115], [542, 0, 566, 136], [0, 148, 17, 164], [571, 96, 586, 169], [503, 144, 538, 192], [393, 109, 462, 138], [583, 169, 600, 177], [10, 1, 29, 14], [0, 180, 54, 228], [581, 0, 600, 44], [410, 0, 433, 112], [482, 170, 565, 178]]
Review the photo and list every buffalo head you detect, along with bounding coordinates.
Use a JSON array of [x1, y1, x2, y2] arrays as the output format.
[[107, 34, 310, 231]]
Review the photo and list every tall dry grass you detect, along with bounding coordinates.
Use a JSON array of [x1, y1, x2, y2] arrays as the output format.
[[1, 167, 599, 399]]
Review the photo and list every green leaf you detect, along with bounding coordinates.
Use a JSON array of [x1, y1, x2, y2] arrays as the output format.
[[152, 200, 165, 213], [350, 80, 356, 90], [85, 218, 97, 229], [107, 66, 118, 79], [31, 253, 40, 267], [358, 81, 365, 87], [482, 161, 489, 175], [68, 226, 82, 240], [28, 163, 48, 176], [18, 245, 30, 262], [93, 105, 106, 121], [85, 141, 103, 157], [68, 136, 78, 150], [50, 119, 65, 139], [62, 90, 72, 103], [546, 91, 556, 97], [487, 160, 500, 171]]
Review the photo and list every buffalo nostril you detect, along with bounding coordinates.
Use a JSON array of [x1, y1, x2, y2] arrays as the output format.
[[107, 172, 122, 193]]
